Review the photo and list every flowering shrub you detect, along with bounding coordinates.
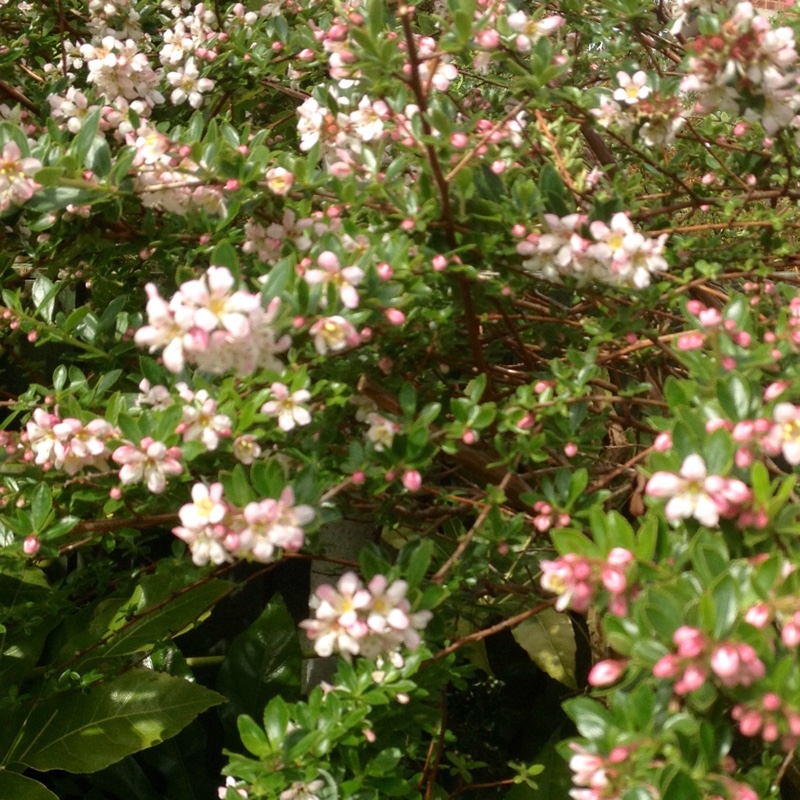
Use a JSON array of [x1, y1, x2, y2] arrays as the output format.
[[7, 0, 800, 799]]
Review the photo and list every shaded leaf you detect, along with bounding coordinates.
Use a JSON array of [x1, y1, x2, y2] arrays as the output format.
[[512, 608, 577, 689], [0, 770, 58, 800], [8, 669, 225, 773]]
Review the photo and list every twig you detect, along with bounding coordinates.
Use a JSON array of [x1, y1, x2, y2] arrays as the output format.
[[423, 599, 555, 664], [432, 469, 514, 584]]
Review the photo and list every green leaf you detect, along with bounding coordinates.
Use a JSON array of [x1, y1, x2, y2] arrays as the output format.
[[512, 607, 577, 689], [237, 714, 270, 758], [31, 483, 52, 531], [399, 382, 417, 417], [69, 107, 102, 165], [562, 697, 613, 739], [0, 771, 58, 800], [217, 595, 301, 725], [85, 575, 232, 665], [32, 276, 58, 324], [210, 239, 240, 277], [539, 164, 570, 217], [7, 669, 225, 773]]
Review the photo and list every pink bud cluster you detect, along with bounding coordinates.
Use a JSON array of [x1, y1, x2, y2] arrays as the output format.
[[532, 501, 570, 533], [568, 742, 641, 800], [134, 265, 290, 375], [746, 595, 800, 649], [677, 301, 752, 353], [732, 693, 800, 751], [539, 548, 634, 615], [25, 409, 116, 475], [172, 482, 314, 566], [300, 571, 432, 661], [653, 626, 765, 695], [516, 212, 668, 288], [645, 454, 752, 528]]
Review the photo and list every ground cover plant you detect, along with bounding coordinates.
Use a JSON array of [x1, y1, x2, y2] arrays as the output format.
[[5, 0, 800, 798]]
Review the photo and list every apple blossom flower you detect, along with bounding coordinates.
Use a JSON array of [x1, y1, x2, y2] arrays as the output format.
[[260, 383, 312, 432], [232, 434, 262, 465], [0, 141, 41, 212], [166, 57, 214, 108], [279, 780, 323, 800], [178, 390, 232, 450], [304, 251, 364, 309], [309, 315, 359, 354], [613, 71, 650, 105], [112, 437, 183, 493], [645, 455, 723, 527], [764, 403, 800, 464]]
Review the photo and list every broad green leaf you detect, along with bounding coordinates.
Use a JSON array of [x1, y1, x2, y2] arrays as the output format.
[[217, 595, 301, 726], [512, 607, 577, 689], [0, 771, 58, 800], [8, 669, 225, 773]]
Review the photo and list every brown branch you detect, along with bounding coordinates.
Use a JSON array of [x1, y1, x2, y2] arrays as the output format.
[[423, 599, 555, 664]]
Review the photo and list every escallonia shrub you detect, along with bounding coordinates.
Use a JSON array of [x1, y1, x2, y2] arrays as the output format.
[[6, 0, 800, 799]]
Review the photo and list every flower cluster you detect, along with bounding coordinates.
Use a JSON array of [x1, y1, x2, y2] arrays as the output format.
[[25, 409, 116, 475], [300, 571, 432, 661], [539, 548, 635, 615], [568, 743, 652, 800], [680, 2, 799, 134], [130, 126, 226, 216], [732, 693, 800, 752], [645, 454, 752, 527], [79, 36, 164, 108], [134, 265, 290, 375], [532, 501, 571, 533], [653, 626, 765, 694], [172, 482, 314, 566], [517, 213, 669, 288], [592, 71, 685, 147]]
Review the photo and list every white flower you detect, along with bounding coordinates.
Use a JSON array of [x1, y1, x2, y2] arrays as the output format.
[[166, 58, 214, 108], [613, 71, 650, 105], [645, 455, 721, 527], [260, 383, 312, 432]]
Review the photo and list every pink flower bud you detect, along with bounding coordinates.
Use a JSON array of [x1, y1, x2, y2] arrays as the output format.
[[384, 308, 406, 326], [352, 470, 366, 485], [564, 442, 577, 457], [587, 659, 625, 687], [653, 432, 672, 452], [402, 469, 422, 492], [23, 535, 40, 556]]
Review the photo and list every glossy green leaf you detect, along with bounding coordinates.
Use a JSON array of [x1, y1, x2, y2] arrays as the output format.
[[7, 669, 224, 773], [217, 595, 301, 725]]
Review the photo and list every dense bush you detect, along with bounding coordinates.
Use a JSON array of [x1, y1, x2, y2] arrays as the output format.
[[3, 0, 800, 798]]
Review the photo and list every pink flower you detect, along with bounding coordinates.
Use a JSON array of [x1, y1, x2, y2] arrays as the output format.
[[111, 437, 183, 493], [764, 403, 800, 464], [309, 315, 359, 354], [261, 383, 312, 432]]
